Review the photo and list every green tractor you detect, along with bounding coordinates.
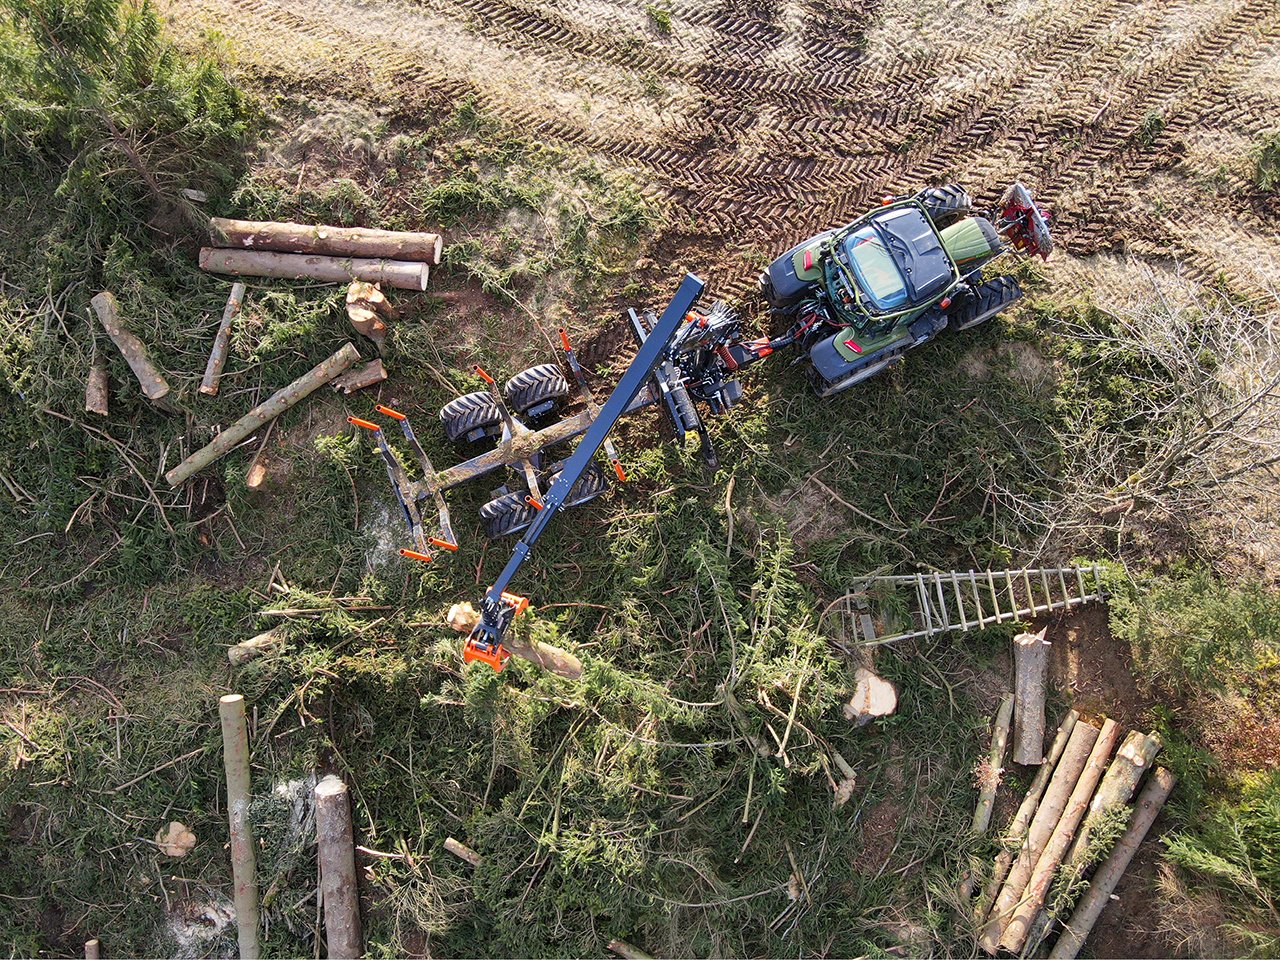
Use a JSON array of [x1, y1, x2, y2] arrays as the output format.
[[757, 182, 1052, 396]]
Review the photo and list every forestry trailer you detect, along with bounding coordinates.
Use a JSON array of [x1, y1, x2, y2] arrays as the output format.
[[349, 182, 1052, 670]]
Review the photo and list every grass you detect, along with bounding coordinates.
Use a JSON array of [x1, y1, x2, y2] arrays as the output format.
[[2, 3, 1279, 956], [1252, 130, 1280, 192]]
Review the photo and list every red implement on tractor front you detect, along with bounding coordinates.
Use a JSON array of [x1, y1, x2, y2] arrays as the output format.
[[996, 181, 1053, 260]]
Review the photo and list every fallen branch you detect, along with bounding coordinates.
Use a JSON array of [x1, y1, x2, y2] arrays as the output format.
[[165, 342, 360, 486], [1048, 768, 1176, 959], [331, 358, 387, 395], [90, 292, 171, 405], [199, 282, 245, 397], [228, 627, 287, 666], [444, 836, 482, 866], [972, 694, 1014, 834], [608, 939, 655, 960]]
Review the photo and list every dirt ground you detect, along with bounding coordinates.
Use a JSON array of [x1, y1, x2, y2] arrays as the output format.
[[161, 0, 1280, 302]]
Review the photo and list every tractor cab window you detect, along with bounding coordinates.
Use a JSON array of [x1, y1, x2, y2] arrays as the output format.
[[841, 227, 909, 310]]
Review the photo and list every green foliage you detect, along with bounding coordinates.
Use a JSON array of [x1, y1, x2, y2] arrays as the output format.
[[1252, 130, 1280, 192], [645, 4, 673, 33], [1137, 109, 1165, 148], [1108, 567, 1280, 694], [1165, 771, 1280, 957]]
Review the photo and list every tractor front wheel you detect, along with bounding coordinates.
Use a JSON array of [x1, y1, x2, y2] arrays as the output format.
[[915, 183, 973, 227]]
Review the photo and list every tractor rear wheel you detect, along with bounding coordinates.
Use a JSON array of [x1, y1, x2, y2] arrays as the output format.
[[504, 364, 571, 419], [948, 275, 1023, 331], [440, 391, 502, 443], [479, 491, 537, 539], [916, 183, 973, 227], [549, 463, 609, 507]]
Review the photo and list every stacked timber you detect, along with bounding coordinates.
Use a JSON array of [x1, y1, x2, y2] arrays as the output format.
[[199, 218, 443, 291], [971, 709, 1171, 958]]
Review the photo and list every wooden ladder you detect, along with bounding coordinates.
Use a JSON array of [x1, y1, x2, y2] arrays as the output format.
[[848, 565, 1107, 647]]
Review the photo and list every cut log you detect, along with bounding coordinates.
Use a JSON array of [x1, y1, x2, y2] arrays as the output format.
[[444, 836, 482, 866], [997, 718, 1123, 954], [209, 217, 443, 264], [978, 719, 1100, 953], [228, 627, 287, 666], [315, 775, 362, 959], [972, 694, 1014, 834], [843, 668, 897, 727], [1012, 626, 1050, 765], [86, 353, 109, 416], [1063, 730, 1163, 875], [346, 280, 398, 318], [218, 694, 260, 960], [200, 248, 430, 291], [245, 420, 276, 492], [1048, 767, 1177, 960], [331, 359, 387, 395], [200, 282, 246, 396], [444, 602, 583, 680], [84, 939, 100, 959], [608, 940, 655, 960], [90, 292, 171, 404], [165, 342, 361, 486], [976, 709, 1079, 924]]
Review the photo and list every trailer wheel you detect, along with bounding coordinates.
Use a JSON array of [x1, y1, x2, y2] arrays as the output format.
[[915, 183, 972, 227], [948, 275, 1022, 332], [440, 391, 502, 443], [504, 364, 570, 419], [479, 491, 537, 539], [549, 462, 610, 508]]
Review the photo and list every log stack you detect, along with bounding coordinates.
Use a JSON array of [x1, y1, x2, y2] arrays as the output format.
[[970, 709, 1172, 958], [199, 218, 443, 291]]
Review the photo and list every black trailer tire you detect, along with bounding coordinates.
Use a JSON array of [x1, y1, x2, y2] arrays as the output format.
[[549, 463, 610, 507], [915, 183, 973, 227], [948, 275, 1023, 332], [440, 391, 502, 443], [504, 364, 571, 418], [479, 491, 538, 539]]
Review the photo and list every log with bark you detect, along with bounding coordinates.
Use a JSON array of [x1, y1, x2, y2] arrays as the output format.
[[165, 342, 361, 486], [443, 836, 482, 866], [445, 602, 583, 680], [973, 694, 1015, 834], [86, 352, 109, 416], [315, 775, 362, 959], [331, 358, 387, 395], [1047, 767, 1176, 960], [200, 248, 430, 291], [1063, 730, 1163, 875], [976, 709, 1079, 924], [90, 292, 171, 404], [200, 282, 246, 396], [84, 940, 101, 959], [608, 940, 655, 960], [227, 627, 287, 666], [978, 718, 1100, 953], [1012, 626, 1050, 765], [997, 718, 1123, 954], [345, 280, 396, 352], [209, 217, 443, 264], [219, 694, 260, 960]]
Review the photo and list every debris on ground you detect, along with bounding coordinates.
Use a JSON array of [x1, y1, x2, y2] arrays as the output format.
[[155, 821, 197, 857], [843, 667, 897, 726]]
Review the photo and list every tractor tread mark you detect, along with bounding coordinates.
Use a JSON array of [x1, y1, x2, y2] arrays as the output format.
[[503, 363, 571, 415], [440, 391, 502, 442]]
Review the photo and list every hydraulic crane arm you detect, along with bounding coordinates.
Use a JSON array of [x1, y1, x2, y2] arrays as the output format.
[[464, 273, 706, 669]]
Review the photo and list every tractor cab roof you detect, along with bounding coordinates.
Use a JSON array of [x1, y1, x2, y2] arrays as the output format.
[[827, 203, 957, 319]]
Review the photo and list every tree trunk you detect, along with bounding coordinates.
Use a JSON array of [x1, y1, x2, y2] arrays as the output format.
[[218, 694, 260, 960], [315, 775, 362, 959], [165, 343, 361, 486], [1012, 627, 1050, 764], [1048, 768, 1177, 960], [976, 709, 1079, 924], [978, 719, 1100, 954], [200, 248, 430, 291], [200, 282, 246, 396], [331, 359, 388, 395], [209, 217, 443, 264], [998, 718, 1123, 954], [973, 694, 1015, 834], [90, 292, 171, 403]]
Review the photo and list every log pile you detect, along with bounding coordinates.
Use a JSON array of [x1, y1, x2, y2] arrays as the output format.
[[970, 708, 1172, 959], [200, 217, 443, 291]]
